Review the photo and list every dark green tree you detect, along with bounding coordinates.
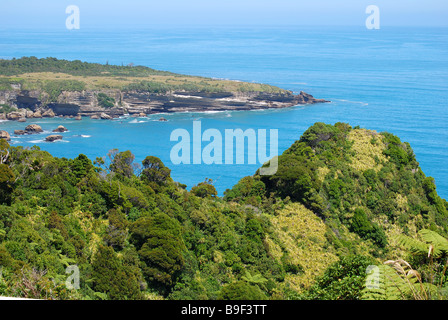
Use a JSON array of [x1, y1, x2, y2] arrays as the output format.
[[350, 209, 388, 248], [104, 209, 128, 250], [71, 154, 94, 180], [0, 164, 14, 205], [110, 150, 135, 178], [130, 212, 185, 291], [141, 156, 171, 184], [91, 244, 142, 300]]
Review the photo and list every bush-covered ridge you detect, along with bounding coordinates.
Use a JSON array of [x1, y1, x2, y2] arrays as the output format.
[[0, 56, 176, 77], [0, 122, 447, 300], [0, 57, 289, 94]]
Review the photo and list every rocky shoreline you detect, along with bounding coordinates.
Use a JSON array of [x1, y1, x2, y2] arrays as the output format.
[[0, 89, 329, 121], [0, 124, 67, 143]]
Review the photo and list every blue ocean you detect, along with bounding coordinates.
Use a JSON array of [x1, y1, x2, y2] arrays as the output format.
[[0, 26, 447, 198]]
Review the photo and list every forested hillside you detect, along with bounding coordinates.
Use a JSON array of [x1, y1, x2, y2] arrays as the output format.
[[0, 122, 447, 300]]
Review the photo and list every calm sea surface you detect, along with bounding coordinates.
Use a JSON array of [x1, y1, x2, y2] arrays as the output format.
[[0, 26, 447, 197]]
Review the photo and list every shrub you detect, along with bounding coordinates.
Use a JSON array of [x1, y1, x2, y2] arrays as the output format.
[[218, 281, 268, 300], [303, 255, 375, 300], [191, 179, 217, 198], [97, 93, 115, 108], [43, 80, 86, 102], [350, 209, 388, 248]]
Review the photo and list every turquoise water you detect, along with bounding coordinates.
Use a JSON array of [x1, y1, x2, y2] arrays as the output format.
[[0, 26, 447, 198]]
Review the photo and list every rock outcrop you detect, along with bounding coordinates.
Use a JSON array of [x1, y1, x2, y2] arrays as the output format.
[[100, 113, 113, 120], [0, 130, 10, 141], [53, 125, 68, 133], [120, 90, 330, 115], [45, 135, 63, 142], [25, 124, 43, 134], [7, 111, 24, 121], [33, 111, 42, 118], [42, 109, 55, 118]]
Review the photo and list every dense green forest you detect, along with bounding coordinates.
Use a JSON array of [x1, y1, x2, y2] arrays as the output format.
[[0, 56, 175, 77], [0, 122, 447, 300]]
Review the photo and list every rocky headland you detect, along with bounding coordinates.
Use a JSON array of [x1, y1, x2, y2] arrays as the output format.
[[0, 57, 330, 122], [0, 89, 329, 121]]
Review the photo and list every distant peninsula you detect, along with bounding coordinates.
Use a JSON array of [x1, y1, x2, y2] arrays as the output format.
[[0, 57, 329, 120]]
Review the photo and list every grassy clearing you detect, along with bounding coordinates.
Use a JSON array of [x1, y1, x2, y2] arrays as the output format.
[[267, 203, 339, 292], [0, 72, 288, 94], [347, 129, 388, 172]]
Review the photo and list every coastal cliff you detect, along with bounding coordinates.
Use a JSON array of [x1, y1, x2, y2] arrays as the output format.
[[0, 88, 328, 120]]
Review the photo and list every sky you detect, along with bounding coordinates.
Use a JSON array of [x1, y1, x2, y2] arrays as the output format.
[[0, 0, 447, 29]]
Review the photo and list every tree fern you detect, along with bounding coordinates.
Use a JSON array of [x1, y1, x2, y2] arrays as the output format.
[[94, 292, 108, 300], [396, 234, 428, 257], [241, 271, 268, 285], [395, 229, 448, 298], [362, 260, 427, 300], [58, 254, 77, 268], [418, 229, 448, 258], [362, 264, 398, 300], [397, 229, 448, 259]]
